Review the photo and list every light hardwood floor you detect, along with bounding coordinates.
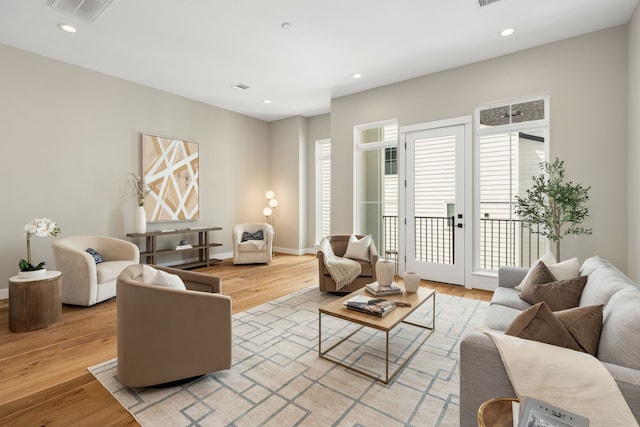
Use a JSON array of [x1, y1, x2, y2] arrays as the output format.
[[0, 254, 492, 426]]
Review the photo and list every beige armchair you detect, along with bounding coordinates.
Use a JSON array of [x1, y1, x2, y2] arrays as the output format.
[[52, 235, 139, 306], [232, 223, 274, 264], [317, 234, 378, 293], [116, 264, 232, 388]]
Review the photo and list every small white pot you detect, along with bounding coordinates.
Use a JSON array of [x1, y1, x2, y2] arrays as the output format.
[[403, 271, 421, 293], [18, 268, 47, 280], [376, 260, 395, 287]]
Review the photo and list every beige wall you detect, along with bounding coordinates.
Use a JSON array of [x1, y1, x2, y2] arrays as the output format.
[[0, 43, 270, 291], [330, 26, 629, 273], [628, 4, 640, 281]]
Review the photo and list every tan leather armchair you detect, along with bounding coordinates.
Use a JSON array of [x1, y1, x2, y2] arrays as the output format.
[[116, 264, 232, 388], [52, 235, 139, 306], [317, 234, 378, 293], [232, 223, 274, 264]]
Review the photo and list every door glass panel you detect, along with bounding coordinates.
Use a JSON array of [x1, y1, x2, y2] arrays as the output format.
[[414, 134, 456, 264]]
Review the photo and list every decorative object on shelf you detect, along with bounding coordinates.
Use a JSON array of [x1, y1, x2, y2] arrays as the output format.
[[376, 259, 394, 287], [263, 190, 279, 225], [129, 173, 150, 234], [19, 217, 61, 279], [403, 271, 421, 293], [142, 134, 200, 222], [514, 157, 591, 260]]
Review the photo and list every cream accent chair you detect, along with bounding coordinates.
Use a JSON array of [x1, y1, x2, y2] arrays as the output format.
[[232, 223, 274, 264], [117, 264, 232, 388], [52, 235, 139, 306], [317, 234, 379, 293]]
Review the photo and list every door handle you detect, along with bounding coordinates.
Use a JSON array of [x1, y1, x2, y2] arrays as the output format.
[[457, 223, 463, 228]]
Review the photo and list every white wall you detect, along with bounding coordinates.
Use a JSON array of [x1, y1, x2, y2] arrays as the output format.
[[330, 26, 629, 272], [628, 4, 640, 282], [0, 43, 270, 292]]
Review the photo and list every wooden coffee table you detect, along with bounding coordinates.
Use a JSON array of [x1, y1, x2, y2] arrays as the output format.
[[318, 286, 435, 384]]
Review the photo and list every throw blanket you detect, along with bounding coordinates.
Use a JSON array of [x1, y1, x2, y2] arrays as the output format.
[[486, 332, 639, 427], [319, 238, 361, 291]]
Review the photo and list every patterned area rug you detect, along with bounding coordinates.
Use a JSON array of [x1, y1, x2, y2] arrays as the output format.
[[89, 286, 488, 426]]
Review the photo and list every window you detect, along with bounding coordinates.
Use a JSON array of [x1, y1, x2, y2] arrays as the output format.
[[475, 97, 549, 271], [316, 139, 331, 243], [354, 121, 398, 253]]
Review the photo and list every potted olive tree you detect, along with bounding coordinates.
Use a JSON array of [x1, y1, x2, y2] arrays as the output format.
[[514, 157, 592, 260]]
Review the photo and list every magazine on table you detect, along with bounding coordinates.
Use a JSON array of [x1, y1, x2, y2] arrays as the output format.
[[343, 295, 396, 317], [514, 397, 589, 427], [365, 281, 403, 296]]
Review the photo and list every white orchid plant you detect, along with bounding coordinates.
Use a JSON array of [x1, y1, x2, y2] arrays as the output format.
[[19, 217, 61, 272], [129, 173, 150, 207]]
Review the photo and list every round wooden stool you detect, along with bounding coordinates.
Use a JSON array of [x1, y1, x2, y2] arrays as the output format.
[[9, 271, 62, 332]]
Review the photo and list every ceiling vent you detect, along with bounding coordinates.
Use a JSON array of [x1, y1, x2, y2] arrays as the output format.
[[478, 0, 501, 7], [232, 83, 250, 91], [46, 0, 114, 23]]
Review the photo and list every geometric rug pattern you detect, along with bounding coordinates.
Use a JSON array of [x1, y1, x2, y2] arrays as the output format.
[[89, 286, 488, 426]]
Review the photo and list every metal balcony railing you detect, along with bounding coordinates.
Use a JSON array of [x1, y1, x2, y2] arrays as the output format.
[[381, 216, 545, 271]]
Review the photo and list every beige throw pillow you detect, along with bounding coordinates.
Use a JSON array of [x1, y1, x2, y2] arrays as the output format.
[[151, 270, 187, 290], [344, 234, 372, 262], [505, 302, 582, 352], [519, 275, 588, 311]]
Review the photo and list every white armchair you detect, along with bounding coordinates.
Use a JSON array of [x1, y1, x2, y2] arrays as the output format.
[[232, 223, 274, 264], [52, 235, 140, 306]]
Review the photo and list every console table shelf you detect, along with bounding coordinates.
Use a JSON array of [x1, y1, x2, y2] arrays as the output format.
[[127, 227, 222, 269]]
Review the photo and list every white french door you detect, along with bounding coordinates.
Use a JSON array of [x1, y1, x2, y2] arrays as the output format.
[[404, 124, 466, 285]]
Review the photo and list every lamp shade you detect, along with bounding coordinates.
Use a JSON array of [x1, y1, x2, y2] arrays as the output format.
[[265, 190, 275, 200], [263, 207, 273, 216], [268, 198, 278, 208]]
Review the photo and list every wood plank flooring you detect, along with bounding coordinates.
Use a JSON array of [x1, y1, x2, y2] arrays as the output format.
[[0, 254, 492, 426]]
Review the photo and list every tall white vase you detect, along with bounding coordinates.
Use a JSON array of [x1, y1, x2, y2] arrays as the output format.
[[135, 206, 147, 234], [376, 260, 394, 287], [403, 271, 421, 293]]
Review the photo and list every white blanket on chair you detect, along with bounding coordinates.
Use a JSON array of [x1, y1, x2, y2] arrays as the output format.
[[486, 332, 638, 427], [319, 238, 362, 291]]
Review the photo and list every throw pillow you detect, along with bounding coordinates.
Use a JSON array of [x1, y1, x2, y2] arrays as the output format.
[[151, 270, 186, 290], [142, 265, 158, 282], [241, 230, 264, 242], [555, 304, 603, 356], [505, 302, 582, 352], [343, 234, 372, 262], [515, 252, 556, 290], [519, 275, 588, 311], [546, 257, 581, 281], [86, 248, 104, 264], [517, 261, 557, 293]]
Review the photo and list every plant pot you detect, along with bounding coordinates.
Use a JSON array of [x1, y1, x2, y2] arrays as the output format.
[[18, 268, 47, 280], [376, 260, 394, 287], [135, 206, 147, 234], [403, 271, 421, 293]]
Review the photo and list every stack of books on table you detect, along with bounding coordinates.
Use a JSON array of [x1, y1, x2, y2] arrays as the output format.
[[365, 281, 403, 296], [343, 295, 396, 317]]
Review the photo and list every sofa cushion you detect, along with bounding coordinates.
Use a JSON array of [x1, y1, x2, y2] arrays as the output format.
[[579, 256, 639, 306], [598, 288, 640, 370], [241, 229, 263, 242], [491, 287, 533, 311], [344, 234, 371, 262], [505, 302, 582, 352], [520, 276, 588, 311], [484, 304, 526, 331], [150, 270, 186, 290], [96, 260, 136, 284], [555, 305, 603, 356]]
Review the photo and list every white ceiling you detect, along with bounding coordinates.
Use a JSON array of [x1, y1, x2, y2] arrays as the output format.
[[0, 0, 637, 121]]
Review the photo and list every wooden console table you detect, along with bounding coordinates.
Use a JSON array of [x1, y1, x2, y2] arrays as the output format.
[[9, 271, 62, 332], [127, 227, 222, 269]]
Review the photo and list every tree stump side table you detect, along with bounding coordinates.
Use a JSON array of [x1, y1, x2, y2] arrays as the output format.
[[8, 271, 62, 332]]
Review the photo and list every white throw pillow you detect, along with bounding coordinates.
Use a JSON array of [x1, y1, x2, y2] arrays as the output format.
[[151, 270, 186, 290], [142, 265, 158, 282], [344, 234, 372, 262], [516, 253, 580, 290]]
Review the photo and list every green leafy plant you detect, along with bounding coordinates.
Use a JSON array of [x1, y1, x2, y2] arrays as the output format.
[[20, 218, 61, 271], [514, 157, 592, 260]]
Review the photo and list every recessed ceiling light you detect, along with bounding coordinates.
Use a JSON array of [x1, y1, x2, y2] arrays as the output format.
[[264, 99, 272, 104], [57, 23, 77, 33], [500, 28, 515, 37], [352, 73, 362, 79]]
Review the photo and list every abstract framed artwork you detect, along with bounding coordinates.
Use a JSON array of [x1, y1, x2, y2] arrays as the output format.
[[141, 133, 199, 222]]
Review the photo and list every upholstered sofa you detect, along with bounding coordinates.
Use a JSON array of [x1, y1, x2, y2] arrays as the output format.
[[460, 255, 640, 426]]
